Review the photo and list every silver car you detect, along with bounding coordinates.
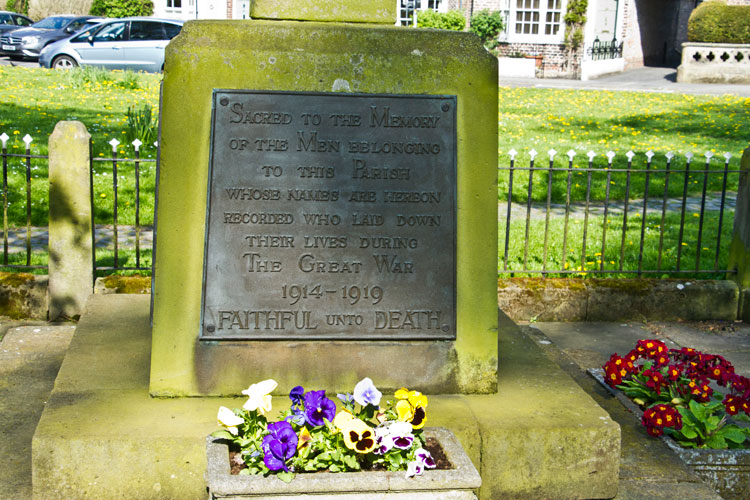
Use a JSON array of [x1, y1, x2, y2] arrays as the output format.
[[0, 15, 94, 60], [39, 17, 183, 72]]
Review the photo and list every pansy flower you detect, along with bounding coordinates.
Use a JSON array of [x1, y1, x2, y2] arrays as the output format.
[[395, 387, 428, 429], [242, 379, 277, 415], [340, 418, 376, 453], [303, 390, 336, 427], [261, 421, 298, 471], [415, 447, 436, 469], [217, 406, 244, 436], [353, 377, 382, 407], [388, 421, 415, 449]]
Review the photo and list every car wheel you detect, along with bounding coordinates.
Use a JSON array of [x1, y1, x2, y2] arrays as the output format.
[[52, 55, 77, 70]]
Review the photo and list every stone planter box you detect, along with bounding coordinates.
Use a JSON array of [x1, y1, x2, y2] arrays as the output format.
[[206, 427, 481, 499], [590, 369, 750, 498]]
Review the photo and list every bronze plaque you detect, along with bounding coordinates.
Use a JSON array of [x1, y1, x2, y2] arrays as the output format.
[[201, 90, 456, 340]]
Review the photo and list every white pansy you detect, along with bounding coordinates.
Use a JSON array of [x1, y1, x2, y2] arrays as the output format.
[[217, 406, 243, 435], [241, 379, 278, 414]]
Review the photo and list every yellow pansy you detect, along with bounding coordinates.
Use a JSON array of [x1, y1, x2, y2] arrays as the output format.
[[297, 427, 312, 450], [333, 410, 354, 432], [341, 418, 376, 454], [394, 387, 428, 429]]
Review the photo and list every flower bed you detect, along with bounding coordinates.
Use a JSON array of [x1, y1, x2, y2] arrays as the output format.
[[595, 339, 750, 497]]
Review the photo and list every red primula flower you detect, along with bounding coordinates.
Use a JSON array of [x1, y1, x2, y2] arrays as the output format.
[[642, 404, 682, 437], [643, 368, 666, 395], [724, 395, 740, 415], [740, 399, 750, 415], [603, 359, 624, 387], [636, 339, 667, 360], [666, 365, 682, 382]]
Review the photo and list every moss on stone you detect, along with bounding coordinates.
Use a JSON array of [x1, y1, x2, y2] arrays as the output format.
[[0, 272, 34, 287], [588, 278, 654, 294], [103, 275, 151, 294]]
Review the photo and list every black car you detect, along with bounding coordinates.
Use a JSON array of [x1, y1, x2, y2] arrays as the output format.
[[0, 11, 33, 35], [0, 14, 94, 60]]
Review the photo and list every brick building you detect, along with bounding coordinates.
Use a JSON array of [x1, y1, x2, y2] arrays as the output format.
[[151, 0, 749, 79]]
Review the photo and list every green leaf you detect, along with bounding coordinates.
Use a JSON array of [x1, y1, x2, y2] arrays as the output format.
[[276, 471, 295, 483], [689, 399, 706, 421], [704, 435, 728, 449], [679, 426, 698, 439], [239, 468, 252, 476], [210, 430, 235, 440], [329, 464, 340, 473], [720, 426, 747, 444], [343, 454, 358, 469]]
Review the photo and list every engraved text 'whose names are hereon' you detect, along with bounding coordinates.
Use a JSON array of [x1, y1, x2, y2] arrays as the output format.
[[202, 91, 456, 340]]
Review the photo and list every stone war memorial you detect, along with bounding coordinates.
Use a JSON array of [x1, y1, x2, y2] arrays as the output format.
[[31, 1, 620, 499]]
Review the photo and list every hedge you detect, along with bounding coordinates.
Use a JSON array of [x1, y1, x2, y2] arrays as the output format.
[[688, 1, 750, 44]]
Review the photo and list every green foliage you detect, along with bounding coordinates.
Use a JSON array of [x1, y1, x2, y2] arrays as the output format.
[[688, 0, 750, 44], [66, 65, 110, 88], [126, 103, 157, 145], [668, 400, 750, 449], [469, 10, 504, 49], [563, 0, 588, 50], [5, 0, 29, 15], [415, 9, 466, 31], [118, 70, 141, 90], [89, 0, 153, 17]]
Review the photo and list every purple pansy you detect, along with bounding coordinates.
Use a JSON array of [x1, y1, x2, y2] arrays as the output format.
[[261, 421, 298, 471], [353, 377, 382, 407], [289, 386, 305, 408], [304, 390, 336, 427], [415, 448, 436, 468]]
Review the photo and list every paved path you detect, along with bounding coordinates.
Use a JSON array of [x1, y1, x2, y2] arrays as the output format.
[[499, 66, 750, 96], [0, 322, 75, 500], [1, 225, 153, 253]]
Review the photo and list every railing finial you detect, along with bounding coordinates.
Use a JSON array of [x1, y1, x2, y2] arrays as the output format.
[[0, 133, 7, 147], [586, 150, 596, 161], [109, 138, 120, 152], [132, 139, 142, 152], [566, 149, 576, 161], [529, 149, 538, 160], [645, 150, 654, 160], [547, 149, 557, 161], [22, 134, 33, 147]]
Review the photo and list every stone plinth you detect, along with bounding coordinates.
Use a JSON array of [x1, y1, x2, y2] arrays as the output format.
[[32, 294, 619, 500]]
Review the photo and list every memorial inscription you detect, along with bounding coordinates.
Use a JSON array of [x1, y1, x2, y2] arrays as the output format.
[[201, 90, 456, 340]]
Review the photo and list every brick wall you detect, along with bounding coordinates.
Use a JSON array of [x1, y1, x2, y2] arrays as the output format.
[[497, 42, 584, 77], [227, 0, 233, 18]]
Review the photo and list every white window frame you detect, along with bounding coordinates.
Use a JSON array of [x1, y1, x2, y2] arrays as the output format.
[[166, 0, 183, 13], [396, 0, 447, 26], [508, 0, 566, 44]]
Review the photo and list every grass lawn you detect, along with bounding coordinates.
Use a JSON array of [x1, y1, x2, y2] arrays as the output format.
[[0, 66, 747, 277]]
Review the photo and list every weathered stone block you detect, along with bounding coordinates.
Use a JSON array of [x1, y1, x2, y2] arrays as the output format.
[[251, 0, 396, 24], [0, 272, 47, 319], [47, 121, 93, 320], [586, 279, 739, 321], [151, 20, 499, 396], [497, 278, 587, 322]]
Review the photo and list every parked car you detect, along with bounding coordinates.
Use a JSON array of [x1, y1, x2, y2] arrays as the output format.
[[0, 15, 94, 60], [39, 17, 184, 72], [0, 11, 33, 35]]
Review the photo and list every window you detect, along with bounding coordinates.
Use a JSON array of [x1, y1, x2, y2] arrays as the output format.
[[167, 0, 182, 8], [397, 0, 444, 26], [130, 21, 166, 41], [511, 0, 565, 40], [92, 22, 126, 42]]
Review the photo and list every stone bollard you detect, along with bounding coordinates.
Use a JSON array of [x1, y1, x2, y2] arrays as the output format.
[[47, 121, 93, 320], [729, 146, 750, 321]]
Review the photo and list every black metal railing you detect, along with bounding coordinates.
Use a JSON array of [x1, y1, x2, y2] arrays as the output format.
[[0, 133, 47, 270], [0, 133, 154, 275], [499, 149, 741, 278], [586, 37, 624, 61], [91, 138, 155, 275]]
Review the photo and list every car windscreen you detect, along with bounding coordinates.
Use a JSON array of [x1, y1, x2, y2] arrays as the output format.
[[32, 16, 72, 30]]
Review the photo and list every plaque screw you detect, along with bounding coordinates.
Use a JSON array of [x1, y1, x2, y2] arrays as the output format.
[[441, 103, 450, 112], [219, 97, 229, 106], [442, 324, 450, 332], [207, 325, 216, 333]]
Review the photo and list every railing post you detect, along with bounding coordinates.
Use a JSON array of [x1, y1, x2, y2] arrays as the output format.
[[729, 145, 750, 321], [48, 121, 93, 320]]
